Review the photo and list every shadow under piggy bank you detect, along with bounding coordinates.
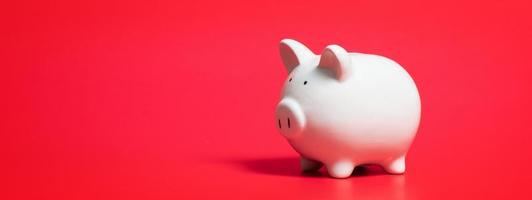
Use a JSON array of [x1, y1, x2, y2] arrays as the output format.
[[235, 157, 389, 178]]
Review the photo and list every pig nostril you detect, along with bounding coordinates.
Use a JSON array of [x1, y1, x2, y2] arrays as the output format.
[[287, 118, 291, 128], [278, 119, 282, 129]]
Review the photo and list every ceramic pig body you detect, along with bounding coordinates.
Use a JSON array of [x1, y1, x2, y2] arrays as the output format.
[[275, 39, 421, 178]]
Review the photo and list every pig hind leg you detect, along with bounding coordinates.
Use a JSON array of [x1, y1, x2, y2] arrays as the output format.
[[383, 155, 406, 174]]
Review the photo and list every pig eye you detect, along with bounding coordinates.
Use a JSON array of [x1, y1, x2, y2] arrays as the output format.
[[289, 78, 292, 82], [304, 81, 308, 85]]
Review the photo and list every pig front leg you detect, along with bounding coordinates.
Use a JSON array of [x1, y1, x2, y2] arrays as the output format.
[[383, 155, 406, 174], [300, 157, 323, 172], [326, 160, 355, 178]]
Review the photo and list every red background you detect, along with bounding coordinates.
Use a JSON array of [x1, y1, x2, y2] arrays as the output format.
[[2, 0, 532, 199]]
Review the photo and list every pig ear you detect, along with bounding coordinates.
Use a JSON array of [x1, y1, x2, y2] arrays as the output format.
[[279, 39, 315, 73], [318, 44, 352, 81]]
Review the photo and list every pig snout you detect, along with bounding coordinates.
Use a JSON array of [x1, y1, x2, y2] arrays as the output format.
[[275, 98, 306, 138]]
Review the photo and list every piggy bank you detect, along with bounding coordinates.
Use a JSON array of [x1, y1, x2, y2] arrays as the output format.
[[275, 39, 421, 178]]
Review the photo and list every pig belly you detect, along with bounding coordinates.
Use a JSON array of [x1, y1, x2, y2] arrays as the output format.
[[288, 131, 411, 165]]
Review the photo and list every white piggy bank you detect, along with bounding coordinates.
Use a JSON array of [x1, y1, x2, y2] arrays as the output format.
[[275, 39, 421, 178]]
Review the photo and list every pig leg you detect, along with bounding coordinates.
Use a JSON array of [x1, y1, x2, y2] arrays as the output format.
[[326, 160, 355, 178], [383, 155, 406, 174], [300, 157, 323, 172]]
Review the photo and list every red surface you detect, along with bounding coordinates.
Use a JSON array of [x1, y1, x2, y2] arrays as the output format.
[[2, 0, 532, 199]]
